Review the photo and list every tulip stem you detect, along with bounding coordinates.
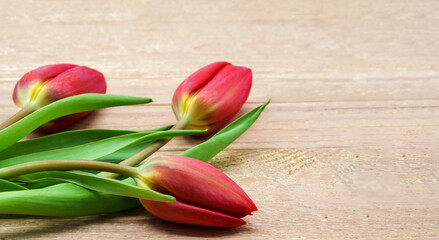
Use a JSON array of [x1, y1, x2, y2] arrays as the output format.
[[99, 119, 188, 179], [0, 159, 139, 180], [0, 108, 33, 131]]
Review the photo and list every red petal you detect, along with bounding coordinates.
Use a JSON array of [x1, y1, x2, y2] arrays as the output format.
[[13, 64, 78, 104], [142, 155, 257, 217], [172, 61, 230, 103], [140, 199, 246, 228], [194, 65, 252, 125], [46, 66, 106, 101], [172, 62, 230, 121]]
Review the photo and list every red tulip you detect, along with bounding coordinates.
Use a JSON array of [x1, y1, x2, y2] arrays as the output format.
[[137, 155, 257, 228], [172, 62, 252, 135], [11, 64, 107, 132]]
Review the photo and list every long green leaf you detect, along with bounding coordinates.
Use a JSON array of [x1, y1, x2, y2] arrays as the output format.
[[0, 129, 137, 161], [0, 94, 151, 152], [180, 100, 270, 162], [0, 131, 149, 167], [0, 129, 203, 168], [0, 181, 139, 217], [0, 126, 172, 161], [96, 143, 151, 163], [0, 179, 28, 192], [14, 171, 174, 201]]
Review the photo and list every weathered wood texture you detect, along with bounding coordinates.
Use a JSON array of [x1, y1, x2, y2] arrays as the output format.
[[0, 0, 438, 239]]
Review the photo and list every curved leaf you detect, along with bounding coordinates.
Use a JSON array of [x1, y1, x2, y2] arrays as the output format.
[[0, 129, 202, 168], [96, 143, 151, 163], [0, 181, 139, 217], [0, 94, 152, 152], [0, 179, 28, 192], [181, 100, 270, 162], [0, 129, 138, 161], [15, 171, 174, 202], [0, 126, 172, 161]]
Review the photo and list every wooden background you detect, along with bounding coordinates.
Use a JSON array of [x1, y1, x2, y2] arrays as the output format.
[[0, 0, 438, 239]]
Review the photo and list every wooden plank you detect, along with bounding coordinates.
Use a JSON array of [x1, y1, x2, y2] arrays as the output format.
[[0, 101, 437, 152], [0, 1, 438, 105], [1, 100, 433, 150]]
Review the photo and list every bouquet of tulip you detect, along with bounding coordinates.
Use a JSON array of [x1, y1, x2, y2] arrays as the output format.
[[0, 62, 269, 228]]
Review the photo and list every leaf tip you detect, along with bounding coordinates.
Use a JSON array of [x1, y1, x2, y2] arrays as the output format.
[[263, 99, 271, 106], [142, 98, 153, 104]]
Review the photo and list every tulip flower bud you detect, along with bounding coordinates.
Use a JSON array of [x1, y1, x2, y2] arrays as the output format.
[[137, 155, 257, 228], [172, 62, 252, 135], [12, 64, 107, 132]]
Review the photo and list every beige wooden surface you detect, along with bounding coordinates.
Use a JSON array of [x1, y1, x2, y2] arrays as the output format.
[[0, 0, 439, 239]]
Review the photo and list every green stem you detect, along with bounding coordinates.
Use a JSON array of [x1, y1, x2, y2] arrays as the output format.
[[0, 108, 33, 130], [99, 119, 188, 179], [0, 159, 139, 180]]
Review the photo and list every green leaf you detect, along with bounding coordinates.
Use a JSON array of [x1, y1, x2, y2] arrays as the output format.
[[15, 179, 64, 189], [180, 100, 270, 162], [0, 129, 202, 168], [13, 171, 174, 202], [0, 179, 28, 192], [0, 129, 137, 161], [96, 143, 151, 163], [0, 181, 140, 217], [0, 126, 172, 161], [0, 94, 152, 152]]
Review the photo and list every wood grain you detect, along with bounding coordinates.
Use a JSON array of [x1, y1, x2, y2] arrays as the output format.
[[0, 0, 438, 239]]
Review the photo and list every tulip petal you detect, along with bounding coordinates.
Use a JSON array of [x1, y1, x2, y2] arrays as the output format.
[[140, 199, 246, 228], [172, 61, 230, 103], [172, 62, 230, 123], [13, 64, 78, 107], [47, 66, 106, 101], [14, 64, 78, 88], [194, 65, 252, 126], [141, 155, 257, 217]]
